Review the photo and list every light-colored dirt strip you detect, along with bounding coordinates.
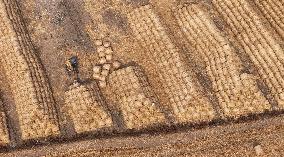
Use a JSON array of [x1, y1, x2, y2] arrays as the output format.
[[174, 4, 271, 117], [0, 100, 9, 145], [212, 0, 284, 108], [0, 112, 9, 146], [127, 5, 215, 123], [108, 65, 166, 129], [64, 81, 113, 134], [254, 0, 284, 39], [0, 0, 59, 140]]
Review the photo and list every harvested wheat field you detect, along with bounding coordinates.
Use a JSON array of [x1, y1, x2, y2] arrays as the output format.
[[0, 0, 283, 156]]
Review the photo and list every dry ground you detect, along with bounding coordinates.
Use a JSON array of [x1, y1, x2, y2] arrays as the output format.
[[0, 0, 283, 156]]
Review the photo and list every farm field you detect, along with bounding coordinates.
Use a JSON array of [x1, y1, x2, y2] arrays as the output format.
[[0, 0, 283, 156]]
